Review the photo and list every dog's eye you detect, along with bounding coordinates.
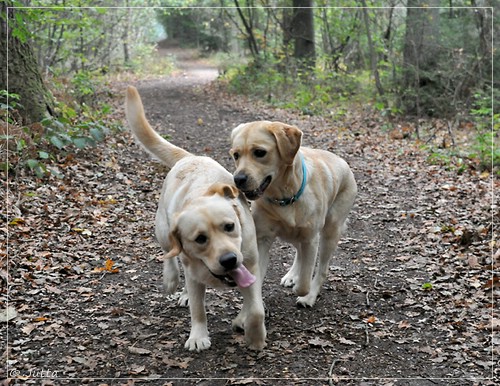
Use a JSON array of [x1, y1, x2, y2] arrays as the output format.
[[253, 149, 267, 158], [232, 152, 239, 161], [195, 234, 208, 244], [224, 223, 235, 232]]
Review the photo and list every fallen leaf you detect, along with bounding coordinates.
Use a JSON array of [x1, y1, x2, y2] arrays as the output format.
[[0, 306, 17, 322], [308, 337, 334, 347], [93, 259, 119, 273], [162, 356, 193, 369], [128, 364, 146, 374], [128, 346, 151, 355], [338, 337, 357, 345], [22, 323, 36, 335]]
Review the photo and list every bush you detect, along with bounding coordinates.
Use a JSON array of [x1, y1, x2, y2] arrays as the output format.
[[469, 88, 500, 173]]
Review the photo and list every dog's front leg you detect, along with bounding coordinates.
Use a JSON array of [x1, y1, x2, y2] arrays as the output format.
[[184, 276, 210, 351], [291, 235, 320, 297], [256, 234, 274, 286], [236, 281, 266, 351]]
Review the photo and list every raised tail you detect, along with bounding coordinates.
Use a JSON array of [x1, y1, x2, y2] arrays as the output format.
[[125, 86, 191, 169]]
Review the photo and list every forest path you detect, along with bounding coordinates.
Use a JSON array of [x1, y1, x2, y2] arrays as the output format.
[[4, 48, 494, 385], [158, 45, 219, 86]]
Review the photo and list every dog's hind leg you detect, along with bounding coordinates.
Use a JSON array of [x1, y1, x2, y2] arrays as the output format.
[[162, 256, 180, 295], [296, 225, 342, 307]]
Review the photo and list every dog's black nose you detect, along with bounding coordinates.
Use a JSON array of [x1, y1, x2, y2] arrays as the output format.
[[219, 252, 238, 270], [233, 173, 247, 188]]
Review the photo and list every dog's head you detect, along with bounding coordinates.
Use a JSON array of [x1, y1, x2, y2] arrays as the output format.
[[165, 183, 255, 288], [229, 121, 302, 200]]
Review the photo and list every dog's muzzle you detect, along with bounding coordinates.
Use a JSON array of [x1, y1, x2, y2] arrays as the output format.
[[234, 174, 272, 200]]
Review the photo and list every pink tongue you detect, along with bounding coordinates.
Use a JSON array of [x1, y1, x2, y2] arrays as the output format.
[[229, 265, 256, 288]]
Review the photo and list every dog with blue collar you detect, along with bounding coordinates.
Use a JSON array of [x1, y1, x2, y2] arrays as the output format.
[[230, 121, 357, 308]]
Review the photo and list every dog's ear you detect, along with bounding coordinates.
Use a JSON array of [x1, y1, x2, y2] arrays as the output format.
[[269, 123, 302, 165], [206, 183, 239, 199], [165, 227, 183, 259]]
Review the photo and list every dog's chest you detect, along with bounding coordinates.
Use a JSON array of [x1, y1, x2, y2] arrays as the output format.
[[264, 206, 317, 241]]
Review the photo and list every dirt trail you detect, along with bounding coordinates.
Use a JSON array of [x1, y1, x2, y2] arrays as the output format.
[[3, 48, 495, 386]]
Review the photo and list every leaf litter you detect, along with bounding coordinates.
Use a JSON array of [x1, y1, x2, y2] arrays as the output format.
[[1, 55, 497, 386]]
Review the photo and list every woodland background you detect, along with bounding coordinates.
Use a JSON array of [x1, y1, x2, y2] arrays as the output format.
[[1, 1, 499, 385]]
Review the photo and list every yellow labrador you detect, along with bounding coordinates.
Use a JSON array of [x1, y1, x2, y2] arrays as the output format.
[[125, 86, 266, 351], [230, 121, 357, 307]]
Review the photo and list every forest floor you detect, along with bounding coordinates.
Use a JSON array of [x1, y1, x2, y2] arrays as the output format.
[[2, 48, 498, 386]]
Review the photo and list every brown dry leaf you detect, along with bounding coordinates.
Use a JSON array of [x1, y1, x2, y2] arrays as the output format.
[[162, 356, 193, 369], [21, 323, 36, 335], [128, 364, 146, 374], [338, 336, 357, 346], [128, 346, 151, 355], [308, 337, 334, 347], [93, 259, 119, 273]]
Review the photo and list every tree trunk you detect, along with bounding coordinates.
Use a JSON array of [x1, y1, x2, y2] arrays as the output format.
[[402, 0, 441, 115], [234, 0, 260, 59], [290, 0, 315, 69], [0, 3, 54, 124], [361, 2, 384, 97]]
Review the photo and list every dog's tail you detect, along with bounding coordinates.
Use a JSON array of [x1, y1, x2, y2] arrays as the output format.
[[125, 86, 191, 168]]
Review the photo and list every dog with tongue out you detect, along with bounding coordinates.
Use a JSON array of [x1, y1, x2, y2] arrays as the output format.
[[126, 86, 266, 352]]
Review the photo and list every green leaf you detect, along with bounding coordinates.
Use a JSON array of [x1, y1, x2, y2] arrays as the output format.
[[38, 151, 50, 159], [25, 159, 39, 169], [34, 165, 45, 178], [422, 282, 433, 291], [72, 137, 88, 149], [47, 167, 64, 179], [16, 138, 26, 152], [50, 135, 65, 149], [89, 127, 104, 142]]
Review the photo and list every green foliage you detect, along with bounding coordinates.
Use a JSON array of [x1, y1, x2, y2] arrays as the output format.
[[425, 147, 468, 175], [221, 56, 360, 117], [126, 44, 175, 77], [0, 90, 22, 113], [23, 1, 164, 75], [468, 88, 500, 173], [2, 87, 120, 179]]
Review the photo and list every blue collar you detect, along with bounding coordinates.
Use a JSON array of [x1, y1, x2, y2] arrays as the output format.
[[267, 154, 307, 207]]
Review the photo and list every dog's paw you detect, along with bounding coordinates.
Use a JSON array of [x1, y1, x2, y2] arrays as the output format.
[[293, 283, 310, 297], [185, 336, 211, 351], [296, 293, 316, 308], [245, 326, 267, 351], [177, 287, 189, 307], [247, 339, 267, 351], [231, 316, 245, 333], [280, 272, 297, 288]]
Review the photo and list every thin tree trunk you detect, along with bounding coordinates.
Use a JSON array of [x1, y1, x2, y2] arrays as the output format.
[[361, 1, 384, 97], [234, 0, 260, 59]]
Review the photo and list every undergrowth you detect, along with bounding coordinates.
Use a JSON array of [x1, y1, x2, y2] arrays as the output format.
[[1, 48, 176, 179], [1, 74, 122, 179], [221, 60, 498, 175]]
